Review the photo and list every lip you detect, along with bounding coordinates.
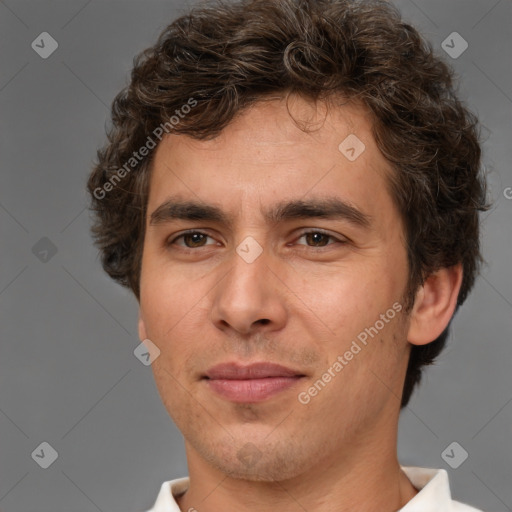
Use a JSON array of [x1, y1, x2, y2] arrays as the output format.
[[203, 362, 306, 403], [204, 362, 304, 380]]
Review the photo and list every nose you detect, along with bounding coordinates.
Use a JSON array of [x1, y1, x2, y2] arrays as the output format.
[[210, 244, 288, 336]]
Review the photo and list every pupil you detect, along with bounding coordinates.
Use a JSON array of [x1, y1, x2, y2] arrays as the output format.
[[307, 232, 328, 246], [186, 233, 205, 247]]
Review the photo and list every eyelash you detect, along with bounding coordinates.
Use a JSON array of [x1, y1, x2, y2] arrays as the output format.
[[166, 229, 346, 250]]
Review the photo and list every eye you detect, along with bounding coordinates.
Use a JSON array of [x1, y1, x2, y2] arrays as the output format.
[[167, 230, 217, 249], [166, 229, 345, 250], [295, 230, 345, 247]]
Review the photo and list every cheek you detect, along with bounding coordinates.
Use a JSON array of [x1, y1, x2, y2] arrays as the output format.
[[139, 264, 215, 367], [303, 269, 381, 334], [139, 271, 189, 353], [309, 267, 406, 360], [140, 256, 204, 323]]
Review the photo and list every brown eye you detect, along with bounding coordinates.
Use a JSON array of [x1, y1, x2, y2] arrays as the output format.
[[303, 232, 331, 247], [182, 232, 208, 248], [296, 230, 343, 247], [168, 231, 215, 248]]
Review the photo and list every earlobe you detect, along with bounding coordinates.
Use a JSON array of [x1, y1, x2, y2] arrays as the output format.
[[138, 309, 148, 341], [407, 264, 463, 346]]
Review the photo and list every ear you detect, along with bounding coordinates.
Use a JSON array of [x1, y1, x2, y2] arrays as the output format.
[[407, 264, 463, 346], [138, 309, 148, 341]]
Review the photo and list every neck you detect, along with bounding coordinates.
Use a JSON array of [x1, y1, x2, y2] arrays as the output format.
[[176, 434, 418, 512]]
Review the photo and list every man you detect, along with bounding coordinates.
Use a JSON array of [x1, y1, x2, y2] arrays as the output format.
[[88, 0, 489, 510]]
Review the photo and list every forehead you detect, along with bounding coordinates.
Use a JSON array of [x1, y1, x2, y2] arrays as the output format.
[[147, 96, 397, 226], [153, 96, 376, 160]]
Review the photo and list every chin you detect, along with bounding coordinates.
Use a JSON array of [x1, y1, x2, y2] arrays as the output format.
[[198, 438, 312, 483]]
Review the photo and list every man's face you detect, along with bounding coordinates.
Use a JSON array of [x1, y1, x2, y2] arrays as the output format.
[[139, 96, 412, 481]]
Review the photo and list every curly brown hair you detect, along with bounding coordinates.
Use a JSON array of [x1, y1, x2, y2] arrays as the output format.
[[87, 0, 489, 408]]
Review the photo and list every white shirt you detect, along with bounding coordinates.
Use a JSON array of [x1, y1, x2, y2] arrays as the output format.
[[145, 465, 484, 512]]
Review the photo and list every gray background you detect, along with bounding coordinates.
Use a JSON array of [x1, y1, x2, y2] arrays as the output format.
[[0, 0, 511, 511]]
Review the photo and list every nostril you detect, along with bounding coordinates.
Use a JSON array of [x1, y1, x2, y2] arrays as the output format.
[[257, 318, 270, 325]]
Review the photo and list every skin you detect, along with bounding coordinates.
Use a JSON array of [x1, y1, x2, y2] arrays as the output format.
[[138, 95, 462, 512]]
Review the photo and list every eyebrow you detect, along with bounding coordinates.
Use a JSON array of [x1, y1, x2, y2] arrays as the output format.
[[149, 196, 372, 229]]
